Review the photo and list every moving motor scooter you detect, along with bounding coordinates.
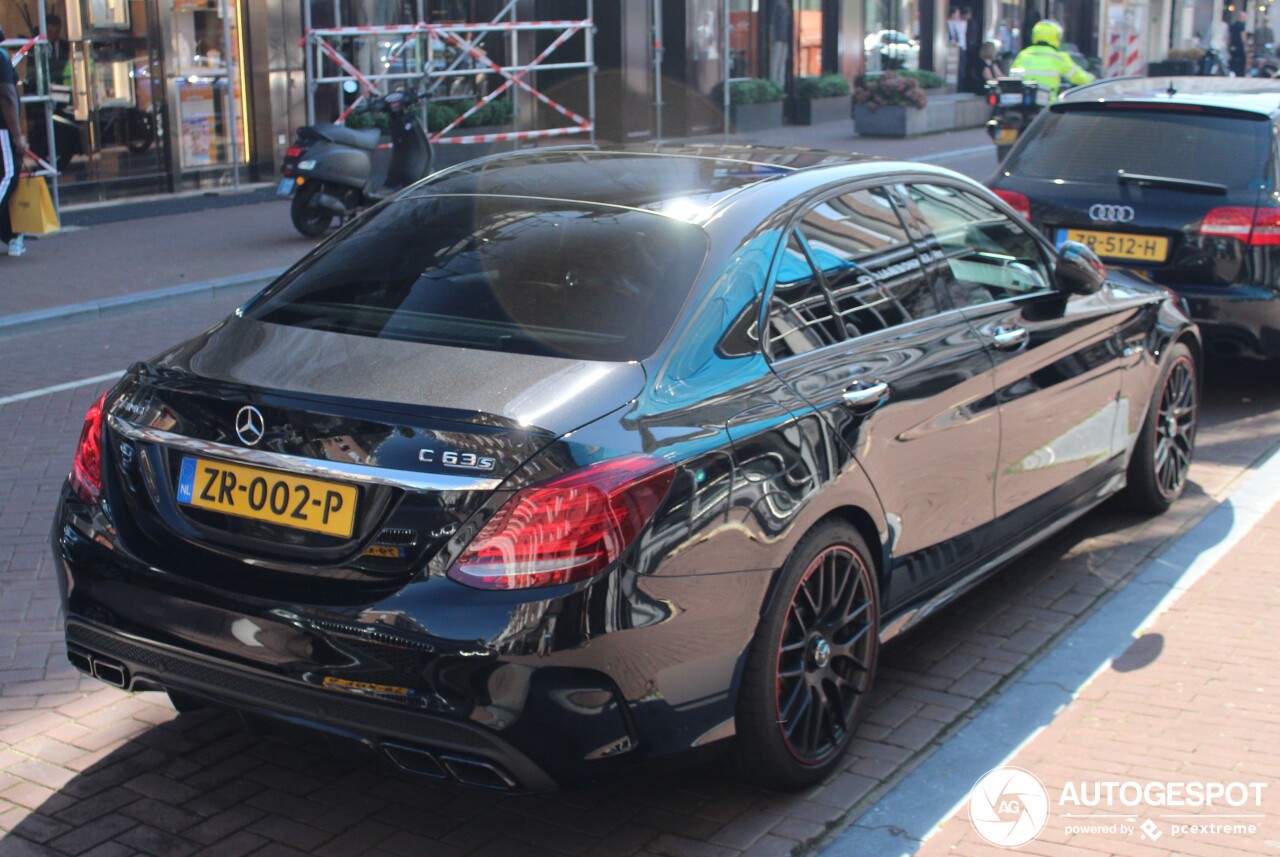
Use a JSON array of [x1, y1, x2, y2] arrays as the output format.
[[985, 76, 1049, 163], [279, 89, 433, 236]]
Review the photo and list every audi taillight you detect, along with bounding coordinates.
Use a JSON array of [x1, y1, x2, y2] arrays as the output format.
[[1201, 206, 1280, 246], [447, 455, 676, 590], [992, 189, 1032, 220], [70, 393, 107, 504]]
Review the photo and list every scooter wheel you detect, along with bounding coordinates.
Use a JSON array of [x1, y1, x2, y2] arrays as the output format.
[[291, 185, 334, 237]]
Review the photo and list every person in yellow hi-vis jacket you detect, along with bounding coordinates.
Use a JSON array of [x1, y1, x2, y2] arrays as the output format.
[[1010, 20, 1094, 102]]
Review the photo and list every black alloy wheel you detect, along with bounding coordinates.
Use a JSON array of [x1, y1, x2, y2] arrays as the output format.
[[1120, 342, 1198, 514], [735, 522, 879, 788]]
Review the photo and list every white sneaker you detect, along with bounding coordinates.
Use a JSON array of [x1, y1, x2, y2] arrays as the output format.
[[6, 236, 25, 257]]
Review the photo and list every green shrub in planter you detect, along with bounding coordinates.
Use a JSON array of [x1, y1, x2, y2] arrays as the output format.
[[462, 97, 514, 127], [345, 109, 390, 133], [426, 103, 460, 132], [796, 74, 852, 100], [719, 78, 784, 105], [896, 68, 943, 89]]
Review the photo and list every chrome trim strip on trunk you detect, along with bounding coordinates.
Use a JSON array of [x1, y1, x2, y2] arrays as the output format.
[[108, 414, 504, 492]]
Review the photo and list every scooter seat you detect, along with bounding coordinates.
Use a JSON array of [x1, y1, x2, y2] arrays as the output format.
[[309, 124, 383, 150]]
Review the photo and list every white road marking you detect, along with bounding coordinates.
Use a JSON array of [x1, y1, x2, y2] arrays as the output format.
[[0, 372, 124, 408]]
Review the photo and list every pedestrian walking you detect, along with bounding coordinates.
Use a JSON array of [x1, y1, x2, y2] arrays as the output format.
[[1229, 11, 1248, 76], [1, 25, 29, 258]]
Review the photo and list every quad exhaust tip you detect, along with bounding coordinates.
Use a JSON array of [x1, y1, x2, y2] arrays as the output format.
[[381, 742, 517, 791], [67, 646, 130, 689]]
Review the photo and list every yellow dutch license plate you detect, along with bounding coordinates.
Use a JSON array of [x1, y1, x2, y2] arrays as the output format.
[[1061, 229, 1169, 263], [994, 127, 1019, 146], [175, 456, 358, 538]]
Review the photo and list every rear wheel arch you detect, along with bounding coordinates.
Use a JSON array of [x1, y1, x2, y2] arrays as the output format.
[[757, 506, 888, 622]]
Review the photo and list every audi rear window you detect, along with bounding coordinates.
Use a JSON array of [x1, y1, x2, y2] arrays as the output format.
[[1004, 108, 1270, 191], [244, 195, 709, 361]]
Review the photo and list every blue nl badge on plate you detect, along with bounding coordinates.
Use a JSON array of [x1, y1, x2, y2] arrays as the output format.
[[1054, 229, 1070, 248], [276, 178, 295, 197], [176, 457, 197, 503]]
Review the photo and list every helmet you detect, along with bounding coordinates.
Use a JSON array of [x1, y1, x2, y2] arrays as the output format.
[[1031, 19, 1063, 48]]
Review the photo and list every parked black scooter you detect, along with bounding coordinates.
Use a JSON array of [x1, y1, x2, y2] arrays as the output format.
[[985, 76, 1049, 163], [279, 89, 433, 236]]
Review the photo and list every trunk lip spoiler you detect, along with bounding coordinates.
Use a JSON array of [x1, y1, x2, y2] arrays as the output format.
[[108, 414, 504, 492]]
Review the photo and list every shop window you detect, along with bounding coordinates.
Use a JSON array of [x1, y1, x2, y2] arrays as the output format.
[[864, 0, 922, 72]]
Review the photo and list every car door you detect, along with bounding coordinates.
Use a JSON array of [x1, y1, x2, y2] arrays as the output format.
[[901, 181, 1129, 536], [764, 183, 1001, 610]]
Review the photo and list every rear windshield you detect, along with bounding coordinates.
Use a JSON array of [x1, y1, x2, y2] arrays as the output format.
[[245, 195, 708, 361], [1005, 108, 1271, 191]]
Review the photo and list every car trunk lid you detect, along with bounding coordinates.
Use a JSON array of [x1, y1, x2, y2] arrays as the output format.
[[102, 317, 644, 604]]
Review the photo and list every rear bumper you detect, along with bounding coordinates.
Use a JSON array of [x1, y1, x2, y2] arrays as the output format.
[[64, 621, 552, 792], [1165, 284, 1280, 358], [51, 487, 759, 791]]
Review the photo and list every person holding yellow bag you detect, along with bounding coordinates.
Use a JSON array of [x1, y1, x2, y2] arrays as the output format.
[[1, 24, 29, 258]]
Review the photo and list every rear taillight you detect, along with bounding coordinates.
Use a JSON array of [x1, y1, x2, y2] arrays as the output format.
[[285, 146, 304, 159], [1202, 206, 1280, 246], [992, 189, 1031, 220], [70, 393, 107, 504], [448, 455, 676, 590]]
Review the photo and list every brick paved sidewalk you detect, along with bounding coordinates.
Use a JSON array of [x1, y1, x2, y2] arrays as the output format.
[[912, 500, 1280, 856]]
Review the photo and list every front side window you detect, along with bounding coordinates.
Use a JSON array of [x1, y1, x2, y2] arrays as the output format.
[[903, 183, 1051, 309], [766, 186, 943, 359], [245, 195, 709, 362]]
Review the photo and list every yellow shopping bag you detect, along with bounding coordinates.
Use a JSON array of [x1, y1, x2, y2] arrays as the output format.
[[9, 176, 61, 235]]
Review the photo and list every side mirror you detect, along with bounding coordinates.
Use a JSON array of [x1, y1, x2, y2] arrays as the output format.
[[1055, 240, 1107, 295]]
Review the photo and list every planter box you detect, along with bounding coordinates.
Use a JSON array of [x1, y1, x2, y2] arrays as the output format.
[[792, 94, 851, 125], [430, 125, 511, 169], [1148, 60, 1195, 76], [730, 101, 784, 133], [853, 104, 929, 137]]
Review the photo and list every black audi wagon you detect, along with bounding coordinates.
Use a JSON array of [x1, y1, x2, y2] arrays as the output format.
[[54, 147, 1200, 792], [988, 77, 1280, 360]]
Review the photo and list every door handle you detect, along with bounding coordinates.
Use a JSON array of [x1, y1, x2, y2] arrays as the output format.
[[990, 325, 1029, 350], [842, 380, 890, 410]]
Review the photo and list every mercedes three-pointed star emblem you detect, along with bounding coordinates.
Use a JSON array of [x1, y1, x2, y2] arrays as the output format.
[[235, 405, 266, 446]]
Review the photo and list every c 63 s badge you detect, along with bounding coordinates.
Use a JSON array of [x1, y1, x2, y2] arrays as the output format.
[[322, 677, 413, 702], [417, 449, 497, 471]]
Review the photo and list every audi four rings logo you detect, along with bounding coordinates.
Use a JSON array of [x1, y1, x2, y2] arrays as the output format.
[[1089, 204, 1136, 223], [235, 405, 266, 446]]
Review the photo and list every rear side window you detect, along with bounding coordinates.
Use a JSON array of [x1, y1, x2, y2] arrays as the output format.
[[767, 186, 943, 359], [904, 183, 1051, 307], [1005, 108, 1270, 191], [245, 195, 709, 361]]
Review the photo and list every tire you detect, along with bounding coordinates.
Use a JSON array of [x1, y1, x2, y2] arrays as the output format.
[[1118, 342, 1198, 514], [290, 184, 334, 237], [734, 522, 879, 789]]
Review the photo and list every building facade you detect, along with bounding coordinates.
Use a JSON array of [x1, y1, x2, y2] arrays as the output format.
[[5, 0, 1244, 206]]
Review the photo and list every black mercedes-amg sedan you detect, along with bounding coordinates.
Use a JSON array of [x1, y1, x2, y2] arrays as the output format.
[[53, 147, 1200, 793]]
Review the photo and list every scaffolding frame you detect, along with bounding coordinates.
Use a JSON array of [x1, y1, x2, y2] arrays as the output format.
[[4, 0, 60, 215], [301, 2, 595, 147]]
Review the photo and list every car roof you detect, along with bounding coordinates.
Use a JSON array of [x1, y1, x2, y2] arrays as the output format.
[[1058, 76, 1280, 116], [403, 146, 965, 225]]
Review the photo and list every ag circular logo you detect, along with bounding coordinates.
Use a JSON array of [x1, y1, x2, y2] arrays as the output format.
[[235, 405, 266, 447], [968, 766, 1049, 848]]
